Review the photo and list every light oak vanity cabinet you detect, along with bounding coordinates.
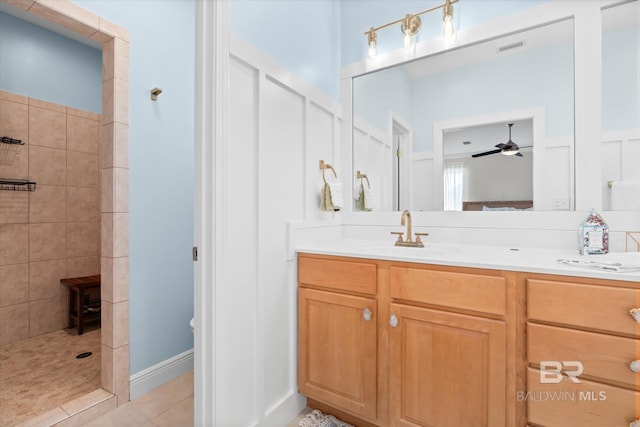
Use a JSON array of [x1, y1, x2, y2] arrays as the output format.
[[297, 255, 379, 422], [298, 253, 518, 427], [525, 275, 640, 427]]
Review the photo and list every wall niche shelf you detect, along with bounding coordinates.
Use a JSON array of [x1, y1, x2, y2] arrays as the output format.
[[0, 178, 36, 192]]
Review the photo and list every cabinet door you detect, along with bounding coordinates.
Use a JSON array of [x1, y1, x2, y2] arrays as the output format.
[[298, 287, 378, 420], [389, 304, 506, 427]]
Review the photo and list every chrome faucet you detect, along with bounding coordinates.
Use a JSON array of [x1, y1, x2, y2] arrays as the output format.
[[391, 210, 428, 247]]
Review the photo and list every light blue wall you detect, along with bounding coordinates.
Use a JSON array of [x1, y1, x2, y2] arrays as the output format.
[[602, 25, 639, 131], [228, 0, 551, 100], [230, 0, 342, 100], [412, 40, 574, 151], [353, 65, 413, 132], [69, 0, 195, 375], [0, 11, 102, 113]]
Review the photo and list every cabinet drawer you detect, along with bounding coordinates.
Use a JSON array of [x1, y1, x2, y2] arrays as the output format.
[[527, 279, 640, 336], [528, 323, 640, 389], [390, 267, 506, 315], [299, 255, 377, 295], [527, 367, 640, 427]]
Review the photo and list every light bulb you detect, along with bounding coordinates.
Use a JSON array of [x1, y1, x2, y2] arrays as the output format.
[[443, 15, 455, 38], [442, 0, 455, 39], [403, 32, 412, 49], [368, 42, 377, 59], [367, 28, 377, 59]]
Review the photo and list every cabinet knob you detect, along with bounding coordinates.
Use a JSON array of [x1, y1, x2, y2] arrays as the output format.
[[363, 308, 372, 322], [629, 420, 640, 427], [630, 308, 640, 323], [389, 314, 399, 328], [630, 360, 640, 373]]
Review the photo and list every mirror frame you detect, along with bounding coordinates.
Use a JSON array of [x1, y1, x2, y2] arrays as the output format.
[[341, 0, 620, 214]]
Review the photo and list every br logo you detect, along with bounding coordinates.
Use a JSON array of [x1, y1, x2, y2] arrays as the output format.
[[539, 361, 584, 384]]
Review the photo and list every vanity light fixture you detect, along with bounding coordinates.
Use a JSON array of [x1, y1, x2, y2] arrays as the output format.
[[365, 0, 457, 59]]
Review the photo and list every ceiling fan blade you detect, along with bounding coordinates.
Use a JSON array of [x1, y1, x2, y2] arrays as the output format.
[[495, 143, 506, 149], [515, 152, 523, 157], [472, 149, 501, 158]]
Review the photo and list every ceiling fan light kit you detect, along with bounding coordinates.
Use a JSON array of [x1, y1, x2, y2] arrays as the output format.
[[472, 123, 527, 158]]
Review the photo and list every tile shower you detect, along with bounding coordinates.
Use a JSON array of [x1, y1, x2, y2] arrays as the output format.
[[0, 90, 101, 346]]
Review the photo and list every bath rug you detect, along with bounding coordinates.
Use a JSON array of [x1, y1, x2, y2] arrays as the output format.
[[298, 409, 354, 427]]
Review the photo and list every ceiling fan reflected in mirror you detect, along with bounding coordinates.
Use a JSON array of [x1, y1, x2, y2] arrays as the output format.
[[471, 123, 531, 158]]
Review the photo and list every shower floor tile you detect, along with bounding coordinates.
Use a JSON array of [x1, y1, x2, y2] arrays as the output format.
[[0, 327, 101, 426]]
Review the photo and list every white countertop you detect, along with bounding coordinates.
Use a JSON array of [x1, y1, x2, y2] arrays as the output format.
[[296, 239, 640, 283]]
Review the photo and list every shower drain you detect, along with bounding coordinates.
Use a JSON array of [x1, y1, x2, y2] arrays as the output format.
[[76, 352, 93, 359]]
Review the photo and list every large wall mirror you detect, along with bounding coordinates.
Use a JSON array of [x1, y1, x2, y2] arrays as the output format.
[[601, 0, 640, 211], [352, 18, 575, 212]]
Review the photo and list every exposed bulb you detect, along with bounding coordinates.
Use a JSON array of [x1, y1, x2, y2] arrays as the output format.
[[368, 42, 377, 59], [403, 32, 412, 49], [367, 27, 377, 59], [443, 14, 455, 38]]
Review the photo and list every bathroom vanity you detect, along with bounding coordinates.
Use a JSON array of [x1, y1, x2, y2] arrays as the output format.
[[296, 243, 640, 427]]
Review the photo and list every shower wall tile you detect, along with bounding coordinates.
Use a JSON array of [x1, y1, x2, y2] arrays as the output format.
[[0, 263, 29, 307], [29, 184, 66, 223], [67, 113, 99, 154], [29, 97, 66, 114], [101, 300, 128, 349], [68, 151, 99, 187], [29, 145, 67, 185], [0, 90, 28, 104], [29, 105, 66, 150], [29, 222, 66, 262], [67, 186, 99, 222], [0, 98, 29, 179], [101, 122, 128, 169], [67, 221, 100, 258], [0, 192, 29, 224], [67, 255, 100, 278], [0, 97, 29, 143], [0, 302, 29, 345], [101, 256, 128, 303], [67, 106, 100, 122], [0, 223, 28, 265], [30, 296, 63, 336], [29, 259, 67, 301]]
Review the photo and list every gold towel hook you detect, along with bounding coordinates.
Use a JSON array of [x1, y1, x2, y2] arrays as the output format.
[[320, 160, 338, 184], [357, 171, 370, 189]]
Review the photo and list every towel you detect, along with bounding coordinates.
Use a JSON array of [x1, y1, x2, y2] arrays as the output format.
[[557, 252, 640, 272], [611, 181, 640, 210], [355, 183, 375, 211], [321, 178, 343, 211]]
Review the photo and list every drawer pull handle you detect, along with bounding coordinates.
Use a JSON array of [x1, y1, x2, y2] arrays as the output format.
[[630, 308, 640, 323], [630, 420, 640, 427], [630, 361, 640, 373], [363, 308, 372, 322], [389, 314, 399, 328]]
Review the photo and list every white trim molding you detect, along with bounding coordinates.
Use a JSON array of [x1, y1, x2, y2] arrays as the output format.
[[130, 349, 194, 400]]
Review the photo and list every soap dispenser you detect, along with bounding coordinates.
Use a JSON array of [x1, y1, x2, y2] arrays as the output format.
[[579, 209, 609, 255]]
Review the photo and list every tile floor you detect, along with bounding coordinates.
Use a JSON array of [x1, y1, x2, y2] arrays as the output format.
[[0, 327, 307, 427], [0, 327, 101, 426], [80, 371, 306, 427], [79, 371, 194, 427]]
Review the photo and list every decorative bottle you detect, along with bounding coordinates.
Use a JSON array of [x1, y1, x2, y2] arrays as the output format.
[[579, 209, 609, 255]]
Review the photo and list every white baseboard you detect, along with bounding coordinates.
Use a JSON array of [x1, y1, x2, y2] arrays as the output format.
[[257, 392, 307, 427], [129, 348, 194, 400]]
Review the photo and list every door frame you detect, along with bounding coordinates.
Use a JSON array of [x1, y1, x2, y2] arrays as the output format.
[[194, 0, 229, 425], [0, 0, 131, 405]]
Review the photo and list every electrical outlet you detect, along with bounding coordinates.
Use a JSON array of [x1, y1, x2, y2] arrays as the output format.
[[552, 197, 570, 210]]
